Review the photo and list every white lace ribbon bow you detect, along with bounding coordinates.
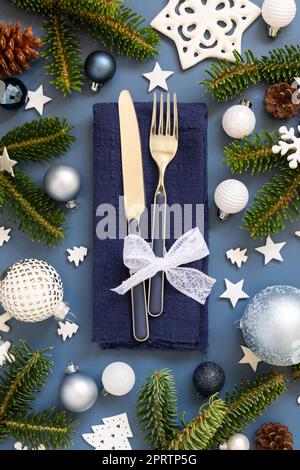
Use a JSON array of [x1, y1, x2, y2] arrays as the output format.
[[112, 228, 216, 304]]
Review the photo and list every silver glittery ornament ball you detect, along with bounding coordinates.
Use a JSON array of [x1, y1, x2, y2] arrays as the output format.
[[44, 164, 81, 208], [60, 363, 98, 413], [241, 285, 300, 366], [0, 259, 69, 325]]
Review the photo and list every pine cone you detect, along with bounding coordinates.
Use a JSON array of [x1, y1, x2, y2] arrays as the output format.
[[264, 83, 300, 119], [255, 423, 293, 450], [0, 21, 43, 78]]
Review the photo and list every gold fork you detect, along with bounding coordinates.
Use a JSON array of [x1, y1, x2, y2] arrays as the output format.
[[148, 92, 179, 317]]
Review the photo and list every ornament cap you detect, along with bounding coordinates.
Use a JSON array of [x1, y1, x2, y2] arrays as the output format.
[[65, 199, 78, 211], [240, 99, 252, 108], [91, 82, 103, 92], [268, 26, 280, 38], [218, 210, 231, 221], [101, 387, 109, 397], [65, 362, 79, 374], [53, 301, 69, 320]]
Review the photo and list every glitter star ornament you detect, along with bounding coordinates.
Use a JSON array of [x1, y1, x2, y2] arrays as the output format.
[[25, 85, 52, 116], [0, 147, 17, 177], [220, 278, 249, 308], [239, 345, 262, 372], [143, 62, 174, 92], [151, 0, 261, 70]]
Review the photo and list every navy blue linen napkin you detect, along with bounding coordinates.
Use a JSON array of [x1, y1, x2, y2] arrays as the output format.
[[93, 102, 209, 350]]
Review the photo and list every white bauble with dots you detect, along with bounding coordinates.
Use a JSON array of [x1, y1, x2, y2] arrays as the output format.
[[222, 100, 256, 139]]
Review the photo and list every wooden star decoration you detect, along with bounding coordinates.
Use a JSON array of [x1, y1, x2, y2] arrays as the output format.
[[220, 278, 249, 308], [151, 0, 261, 70], [239, 345, 262, 372], [143, 62, 174, 92], [25, 85, 52, 116], [0, 147, 17, 177], [255, 236, 286, 265], [0, 226, 11, 247]]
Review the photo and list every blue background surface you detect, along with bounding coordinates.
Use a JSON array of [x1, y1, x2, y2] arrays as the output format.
[[1, 0, 300, 450]]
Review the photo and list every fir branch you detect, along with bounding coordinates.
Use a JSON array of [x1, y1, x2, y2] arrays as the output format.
[[201, 46, 300, 101], [292, 363, 300, 380], [10, 0, 56, 15], [0, 117, 75, 163], [3, 409, 77, 449], [42, 15, 83, 95], [243, 168, 300, 238], [61, 4, 160, 61], [0, 341, 53, 420], [0, 168, 65, 245], [10, 0, 118, 16], [210, 371, 287, 448], [168, 396, 227, 450], [137, 369, 179, 450], [224, 130, 282, 175], [57, 0, 120, 17]]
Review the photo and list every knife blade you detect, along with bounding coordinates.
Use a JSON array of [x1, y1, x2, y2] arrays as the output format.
[[118, 90, 149, 342]]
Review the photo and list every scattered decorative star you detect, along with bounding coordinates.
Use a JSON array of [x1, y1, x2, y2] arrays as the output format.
[[57, 320, 79, 341], [25, 85, 52, 116], [143, 62, 174, 92], [0, 147, 17, 177], [67, 246, 88, 267], [226, 248, 248, 268], [239, 345, 262, 372], [0, 226, 11, 247], [151, 0, 261, 70], [0, 312, 12, 333], [255, 236, 286, 265], [295, 231, 300, 238], [220, 278, 249, 308]]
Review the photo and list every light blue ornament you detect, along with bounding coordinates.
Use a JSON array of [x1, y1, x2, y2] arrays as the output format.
[[240, 285, 300, 366]]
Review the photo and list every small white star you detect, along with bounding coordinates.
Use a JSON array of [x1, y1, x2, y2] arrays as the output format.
[[239, 345, 262, 372], [0, 147, 17, 177], [220, 278, 249, 308], [255, 236, 286, 265], [0, 226, 11, 246], [25, 85, 52, 116], [143, 62, 174, 92]]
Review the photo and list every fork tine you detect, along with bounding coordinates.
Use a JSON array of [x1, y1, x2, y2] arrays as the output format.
[[151, 92, 157, 135], [166, 93, 171, 136], [173, 93, 178, 138], [158, 93, 164, 135]]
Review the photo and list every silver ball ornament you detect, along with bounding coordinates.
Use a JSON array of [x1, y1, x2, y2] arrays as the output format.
[[60, 363, 98, 413], [241, 285, 300, 366], [44, 164, 81, 209], [220, 434, 250, 450], [101, 362, 135, 396]]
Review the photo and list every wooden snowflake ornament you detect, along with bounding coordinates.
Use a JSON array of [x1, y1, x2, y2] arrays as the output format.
[[273, 125, 300, 169], [151, 0, 261, 70]]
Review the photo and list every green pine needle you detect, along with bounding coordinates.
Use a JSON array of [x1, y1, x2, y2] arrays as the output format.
[[242, 168, 300, 238], [292, 363, 300, 380], [137, 369, 179, 450], [42, 15, 83, 95], [201, 45, 300, 101], [0, 116, 75, 163], [169, 396, 227, 450], [10, 0, 119, 16], [0, 341, 77, 449], [224, 130, 283, 175]]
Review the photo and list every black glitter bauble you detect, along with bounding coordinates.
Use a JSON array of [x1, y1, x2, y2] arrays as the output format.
[[84, 51, 116, 92], [0, 77, 28, 110], [193, 362, 225, 397]]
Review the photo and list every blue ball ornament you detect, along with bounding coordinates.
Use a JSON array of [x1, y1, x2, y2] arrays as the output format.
[[241, 285, 300, 366], [84, 50, 116, 92], [193, 362, 225, 397]]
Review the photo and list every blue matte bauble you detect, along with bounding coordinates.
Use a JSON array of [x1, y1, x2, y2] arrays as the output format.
[[0, 77, 28, 110], [84, 51, 116, 91], [193, 362, 225, 397], [241, 285, 300, 366]]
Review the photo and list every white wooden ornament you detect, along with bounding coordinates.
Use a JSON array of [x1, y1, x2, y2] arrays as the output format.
[[295, 231, 300, 238], [226, 248, 248, 268], [0, 338, 14, 366], [0, 147, 17, 177], [220, 278, 249, 308], [143, 62, 174, 92], [14, 442, 45, 450], [82, 413, 133, 450], [0, 226, 11, 247], [273, 126, 300, 169], [239, 345, 262, 372], [255, 236, 286, 265], [57, 321, 79, 341], [67, 246, 88, 267], [25, 85, 52, 116], [151, 0, 261, 70]]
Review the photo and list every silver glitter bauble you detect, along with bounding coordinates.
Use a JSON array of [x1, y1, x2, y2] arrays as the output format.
[[60, 363, 98, 413], [0, 259, 69, 323], [44, 164, 81, 207], [240, 285, 300, 366]]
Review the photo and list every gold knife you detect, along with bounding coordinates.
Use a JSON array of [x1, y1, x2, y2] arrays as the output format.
[[118, 90, 149, 342]]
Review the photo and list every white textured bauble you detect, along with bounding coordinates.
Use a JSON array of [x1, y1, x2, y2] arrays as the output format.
[[214, 179, 249, 219], [60, 364, 98, 413], [241, 285, 300, 366], [44, 164, 81, 203], [222, 101, 256, 139], [0, 259, 68, 323], [226, 434, 250, 451], [262, 0, 296, 37], [102, 362, 135, 396]]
